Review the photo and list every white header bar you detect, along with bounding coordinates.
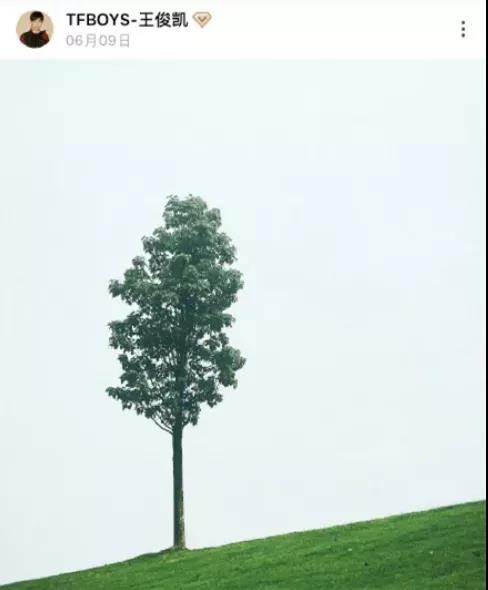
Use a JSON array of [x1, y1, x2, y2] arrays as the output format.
[[0, 0, 485, 60]]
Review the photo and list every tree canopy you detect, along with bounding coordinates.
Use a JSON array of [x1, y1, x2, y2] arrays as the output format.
[[106, 195, 246, 435]]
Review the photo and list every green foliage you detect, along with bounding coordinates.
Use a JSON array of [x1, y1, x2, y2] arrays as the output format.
[[3, 501, 485, 589], [106, 195, 245, 433]]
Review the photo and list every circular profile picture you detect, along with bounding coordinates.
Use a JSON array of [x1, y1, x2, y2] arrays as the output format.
[[16, 11, 53, 48]]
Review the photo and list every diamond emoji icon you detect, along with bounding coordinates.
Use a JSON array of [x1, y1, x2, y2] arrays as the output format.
[[193, 12, 212, 28]]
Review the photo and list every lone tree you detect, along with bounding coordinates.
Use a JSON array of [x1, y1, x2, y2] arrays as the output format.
[[106, 195, 245, 550]]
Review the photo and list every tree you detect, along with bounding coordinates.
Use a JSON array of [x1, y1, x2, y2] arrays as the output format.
[[106, 195, 245, 550]]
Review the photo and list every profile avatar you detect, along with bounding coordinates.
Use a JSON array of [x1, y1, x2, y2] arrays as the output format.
[[20, 11, 50, 48]]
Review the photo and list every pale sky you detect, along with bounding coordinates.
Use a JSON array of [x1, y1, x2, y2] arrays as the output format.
[[0, 60, 486, 585]]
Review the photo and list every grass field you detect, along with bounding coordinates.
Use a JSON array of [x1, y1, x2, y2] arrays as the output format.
[[2, 501, 485, 589]]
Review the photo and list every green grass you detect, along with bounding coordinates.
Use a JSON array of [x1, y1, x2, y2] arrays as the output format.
[[2, 501, 485, 590]]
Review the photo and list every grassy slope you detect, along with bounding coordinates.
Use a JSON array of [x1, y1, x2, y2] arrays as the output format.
[[2, 501, 485, 590]]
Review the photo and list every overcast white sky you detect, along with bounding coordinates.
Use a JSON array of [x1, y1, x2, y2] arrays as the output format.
[[0, 60, 486, 585]]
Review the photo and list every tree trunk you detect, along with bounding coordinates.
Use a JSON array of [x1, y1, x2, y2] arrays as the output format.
[[172, 425, 186, 549]]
